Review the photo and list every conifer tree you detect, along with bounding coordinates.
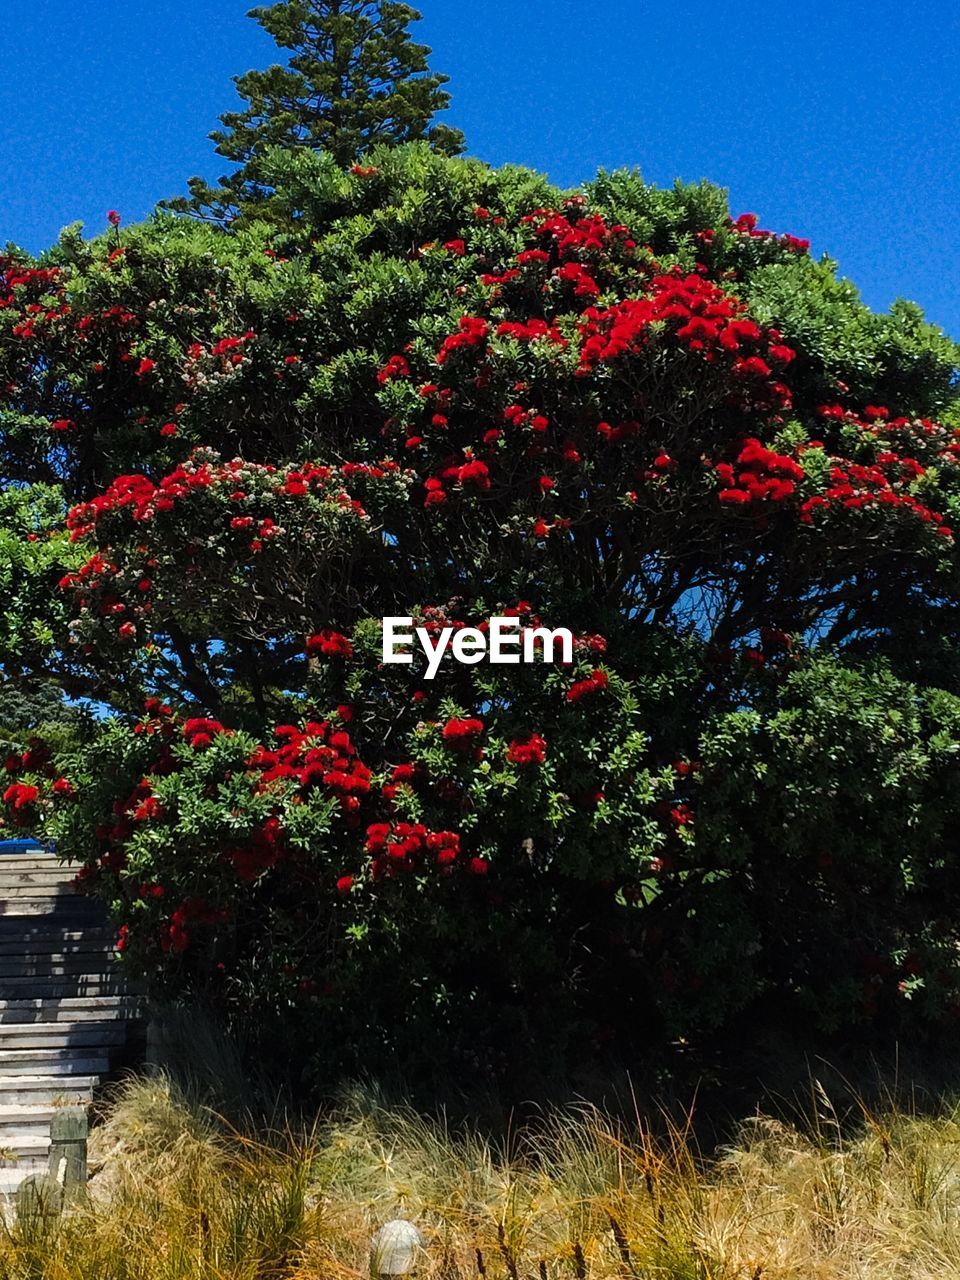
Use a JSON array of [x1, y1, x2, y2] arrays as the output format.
[[171, 1, 464, 221]]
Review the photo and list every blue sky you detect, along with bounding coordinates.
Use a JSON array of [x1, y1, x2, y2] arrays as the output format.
[[3, 1, 959, 337]]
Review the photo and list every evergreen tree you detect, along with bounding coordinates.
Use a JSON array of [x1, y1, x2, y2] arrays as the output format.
[[170, 1, 464, 221]]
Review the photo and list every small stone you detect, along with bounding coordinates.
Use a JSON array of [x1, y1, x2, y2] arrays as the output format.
[[371, 1218, 425, 1276]]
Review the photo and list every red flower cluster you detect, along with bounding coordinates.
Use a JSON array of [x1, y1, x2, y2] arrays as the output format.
[[669, 803, 694, 828], [717, 212, 810, 255], [442, 717, 485, 749], [3, 782, 39, 811], [799, 456, 952, 537], [163, 898, 228, 955], [716, 438, 806, 506], [183, 718, 230, 750], [0, 736, 61, 830], [306, 630, 354, 659], [496, 318, 567, 347], [528, 206, 635, 260], [456, 458, 491, 490], [65, 453, 394, 541], [436, 316, 488, 365], [506, 734, 548, 766], [76, 711, 381, 926], [364, 821, 463, 877], [566, 669, 609, 703], [576, 270, 793, 409], [249, 722, 373, 812], [225, 816, 285, 883], [378, 354, 411, 384]]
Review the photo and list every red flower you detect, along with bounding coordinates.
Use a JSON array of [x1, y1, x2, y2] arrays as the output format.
[[377, 354, 410, 385], [136, 358, 156, 377], [52, 778, 76, 797], [306, 630, 353, 659], [3, 782, 39, 811], [458, 459, 491, 490], [507, 734, 547, 766], [107, 210, 121, 228], [566, 669, 608, 703], [167, 914, 190, 954], [133, 796, 163, 822], [468, 857, 490, 876], [183, 717, 227, 750], [442, 717, 484, 747], [719, 488, 751, 505], [336, 874, 354, 895]]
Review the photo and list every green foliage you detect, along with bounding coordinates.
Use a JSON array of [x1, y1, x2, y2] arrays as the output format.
[[168, 1, 464, 223]]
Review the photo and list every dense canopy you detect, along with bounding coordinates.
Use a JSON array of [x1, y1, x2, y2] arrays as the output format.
[[3, 146, 960, 1080]]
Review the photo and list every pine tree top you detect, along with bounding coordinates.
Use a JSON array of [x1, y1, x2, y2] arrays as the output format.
[[170, 1, 464, 222]]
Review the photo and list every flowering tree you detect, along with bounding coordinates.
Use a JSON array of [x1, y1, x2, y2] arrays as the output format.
[[3, 146, 960, 1078]]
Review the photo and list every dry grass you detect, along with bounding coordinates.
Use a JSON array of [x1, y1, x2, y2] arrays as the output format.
[[4, 1075, 960, 1278]]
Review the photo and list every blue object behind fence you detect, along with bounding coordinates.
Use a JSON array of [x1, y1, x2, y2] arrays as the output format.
[[0, 839, 50, 855]]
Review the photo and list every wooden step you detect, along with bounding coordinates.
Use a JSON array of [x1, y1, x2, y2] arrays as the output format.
[[0, 980, 134, 1003], [0, 1132, 50, 1158], [0, 1104, 61, 1132], [0, 1021, 128, 1049], [0, 933, 115, 957], [0, 1050, 110, 1077], [0, 898, 106, 919], [0, 852, 62, 868], [0, 1077, 97, 1106], [0, 883, 82, 899], [0, 955, 119, 979], [0, 881, 78, 900], [0, 870, 74, 880], [0, 995, 143, 1023], [0, 860, 75, 880], [0, 916, 108, 936]]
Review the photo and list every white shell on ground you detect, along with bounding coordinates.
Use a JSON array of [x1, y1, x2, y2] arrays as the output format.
[[371, 1219, 425, 1275]]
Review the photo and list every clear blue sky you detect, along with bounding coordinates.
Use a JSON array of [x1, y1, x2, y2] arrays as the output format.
[[3, 1, 959, 338]]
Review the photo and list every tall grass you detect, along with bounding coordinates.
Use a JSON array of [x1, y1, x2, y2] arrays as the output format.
[[4, 1075, 960, 1278]]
